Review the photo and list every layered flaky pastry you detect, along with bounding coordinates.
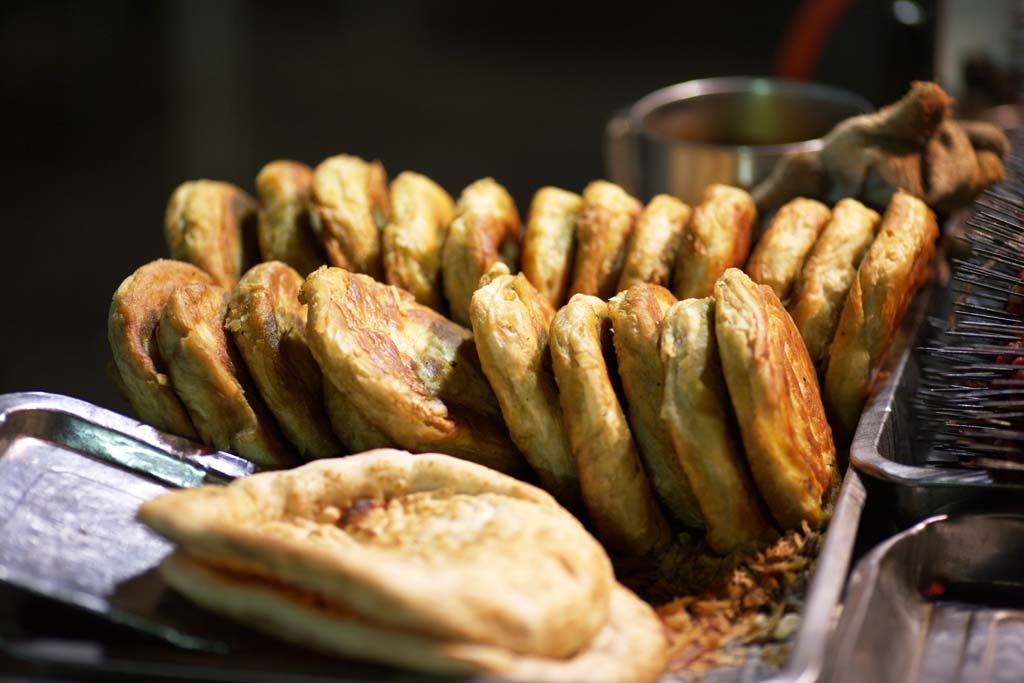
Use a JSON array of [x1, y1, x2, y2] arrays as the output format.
[[550, 295, 671, 556], [714, 269, 837, 529], [382, 171, 456, 311], [224, 261, 340, 460], [745, 197, 831, 303], [108, 259, 213, 438], [164, 180, 259, 288], [520, 186, 582, 308], [442, 178, 521, 326], [310, 154, 390, 279], [137, 450, 616, 661], [157, 283, 295, 468], [673, 184, 756, 299], [824, 190, 938, 439], [469, 263, 579, 507], [568, 181, 641, 299], [255, 160, 325, 276], [608, 285, 703, 528], [659, 297, 775, 553], [788, 198, 881, 368], [160, 554, 665, 683], [301, 267, 523, 474], [617, 195, 691, 292]]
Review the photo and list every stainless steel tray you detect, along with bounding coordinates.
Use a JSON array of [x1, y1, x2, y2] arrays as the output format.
[[850, 279, 1024, 522], [0, 390, 868, 683], [820, 513, 1024, 683]]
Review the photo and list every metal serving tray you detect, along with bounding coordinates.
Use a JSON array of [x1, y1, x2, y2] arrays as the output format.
[[820, 513, 1024, 683], [850, 280, 1024, 522], [0, 391, 868, 683]]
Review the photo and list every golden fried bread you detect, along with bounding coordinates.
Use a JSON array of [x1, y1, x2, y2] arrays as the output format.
[[617, 195, 691, 291], [549, 295, 671, 556], [382, 171, 456, 311], [301, 267, 523, 474], [310, 154, 390, 279], [714, 269, 837, 529], [161, 554, 665, 683], [322, 380, 392, 452], [824, 191, 938, 439], [568, 181, 642, 299], [788, 198, 881, 368], [164, 180, 258, 288], [442, 178, 521, 326], [673, 184, 756, 299], [521, 186, 582, 308], [659, 298, 775, 553], [607, 285, 703, 528], [157, 283, 296, 468], [255, 160, 325, 276], [469, 263, 578, 506], [138, 450, 615, 660], [745, 198, 831, 302], [224, 262, 340, 460], [108, 259, 213, 438]]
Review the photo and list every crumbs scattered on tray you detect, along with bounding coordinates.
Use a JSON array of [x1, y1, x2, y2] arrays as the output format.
[[621, 522, 821, 682]]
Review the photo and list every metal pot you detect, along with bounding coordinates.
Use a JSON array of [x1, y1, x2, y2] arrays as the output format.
[[605, 77, 873, 204]]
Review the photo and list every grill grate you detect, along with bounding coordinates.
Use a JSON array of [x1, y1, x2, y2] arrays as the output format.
[[914, 130, 1024, 470]]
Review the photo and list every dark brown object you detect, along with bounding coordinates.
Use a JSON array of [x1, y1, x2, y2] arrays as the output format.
[[753, 82, 1010, 214]]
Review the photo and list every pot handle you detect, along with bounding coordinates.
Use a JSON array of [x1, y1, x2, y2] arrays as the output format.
[[604, 109, 642, 197]]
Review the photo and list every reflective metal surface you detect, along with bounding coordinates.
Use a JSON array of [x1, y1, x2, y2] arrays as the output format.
[[605, 77, 872, 204], [0, 391, 866, 682], [822, 513, 1024, 683], [849, 282, 1024, 522]]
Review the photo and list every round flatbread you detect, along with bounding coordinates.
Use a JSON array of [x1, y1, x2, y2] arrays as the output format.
[[225, 261, 340, 460], [108, 259, 213, 438], [442, 177, 521, 326], [788, 198, 881, 368], [138, 449, 615, 660], [568, 181, 641, 299], [310, 154, 390, 279], [673, 184, 756, 300], [824, 190, 938, 439], [549, 294, 671, 556], [160, 553, 666, 683], [745, 197, 831, 303], [255, 160, 325, 276], [164, 180, 258, 288], [382, 170, 456, 311], [301, 266, 523, 474], [521, 186, 582, 308], [714, 268, 837, 530], [470, 262, 579, 507], [617, 194, 691, 292]]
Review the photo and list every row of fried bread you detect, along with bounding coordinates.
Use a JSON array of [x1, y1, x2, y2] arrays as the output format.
[[164, 156, 764, 327], [110, 187, 936, 556], [111, 256, 815, 557], [163, 154, 937, 439], [137, 450, 670, 682]]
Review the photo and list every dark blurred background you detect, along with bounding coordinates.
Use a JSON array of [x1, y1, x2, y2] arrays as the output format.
[[0, 0, 975, 413]]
